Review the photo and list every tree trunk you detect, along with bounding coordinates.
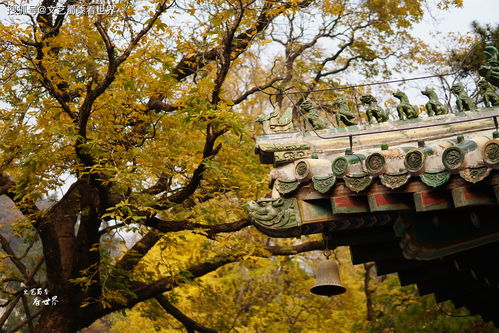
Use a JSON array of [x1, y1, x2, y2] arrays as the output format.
[[35, 306, 79, 333], [363, 263, 375, 321], [34, 182, 101, 333]]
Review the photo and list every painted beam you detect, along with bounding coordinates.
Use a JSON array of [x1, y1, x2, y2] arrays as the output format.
[[331, 195, 369, 214], [297, 199, 335, 224], [413, 190, 452, 212], [451, 186, 497, 207], [367, 193, 413, 212]]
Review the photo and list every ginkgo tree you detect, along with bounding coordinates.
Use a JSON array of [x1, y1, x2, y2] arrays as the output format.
[[0, 0, 464, 332]]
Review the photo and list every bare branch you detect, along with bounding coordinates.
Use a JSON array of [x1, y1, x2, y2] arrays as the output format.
[[21, 294, 35, 333], [232, 77, 284, 105], [6, 307, 44, 333], [0, 234, 29, 280], [0, 295, 21, 328]]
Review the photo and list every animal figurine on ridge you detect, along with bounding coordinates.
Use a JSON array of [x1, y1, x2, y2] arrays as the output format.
[[421, 87, 447, 116], [360, 94, 389, 124], [451, 82, 476, 112], [476, 79, 499, 108], [332, 97, 357, 127], [393, 90, 418, 120], [479, 45, 499, 88], [256, 106, 294, 134], [300, 100, 328, 130]]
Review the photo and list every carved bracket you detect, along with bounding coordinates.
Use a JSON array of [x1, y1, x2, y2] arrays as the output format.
[[247, 198, 301, 237]]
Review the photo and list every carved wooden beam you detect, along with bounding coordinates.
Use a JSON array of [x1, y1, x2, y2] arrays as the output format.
[[413, 190, 452, 212]]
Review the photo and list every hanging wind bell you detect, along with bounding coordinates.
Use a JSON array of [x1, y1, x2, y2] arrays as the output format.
[[310, 235, 346, 297]]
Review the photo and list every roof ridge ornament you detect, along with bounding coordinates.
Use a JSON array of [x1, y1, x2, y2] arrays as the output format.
[[393, 90, 419, 120], [479, 45, 499, 88], [421, 87, 448, 116], [451, 82, 477, 112]]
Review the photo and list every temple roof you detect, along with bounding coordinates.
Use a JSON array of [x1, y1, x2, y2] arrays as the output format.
[[248, 106, 499, 326], [253, 108, 499, 198], [248, 48, 499, 327]]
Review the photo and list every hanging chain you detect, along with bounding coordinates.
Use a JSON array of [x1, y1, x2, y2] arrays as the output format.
[[322, 231, 331, 259]]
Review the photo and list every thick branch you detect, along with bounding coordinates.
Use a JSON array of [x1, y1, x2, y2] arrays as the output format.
[[155, 294, 217, 333], [115, 231, 162, 272], [112, 218, 249, 276], [21, 295, 35, 333], [159, 126, 226, 205], [265, 240, 323, 256], [82, 238, 322, 326], [171, 0, 312, 81], [0, 234, 29, 280], [145, 217, 250, 237], [0, 174, 40, 225], [132, 239, 323, 301], [0, 295, 21, 328]]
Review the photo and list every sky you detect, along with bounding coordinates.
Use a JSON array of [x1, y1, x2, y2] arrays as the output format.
[[376, 0, 499, 107], [413, 0, 498, 44]]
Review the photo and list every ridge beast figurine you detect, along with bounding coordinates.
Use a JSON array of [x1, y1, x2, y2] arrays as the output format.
[[332, 96, 357, 126], [300, 99, 328, 130], [479, 45, 499, 88], [247, 198, 300, 235], [476, 79, 499, 108], [451, 82, 476, 112], [393, 90, 419, 120], [360, 94, 389, 124], [256, 106, 294, 134], [421, 87, 448, 116]]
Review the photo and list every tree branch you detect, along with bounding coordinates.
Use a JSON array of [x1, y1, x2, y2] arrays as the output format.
[[158, 125, 227, 206], [20, 294, 35, 333], [82, 238, 322, 326], [145, 217, 250, 238], [79, 0, 174, 143], [265, 240, 323, 256], [115, 231, 162, 272], [232, 76, 284, 106], [6, 307, 44, 333], [0, 234, 29, 281], [155, 294, 217, 333], [171, 0, 313, 81], [0, 174, 41, 229], [0, 295, 21, 328]]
